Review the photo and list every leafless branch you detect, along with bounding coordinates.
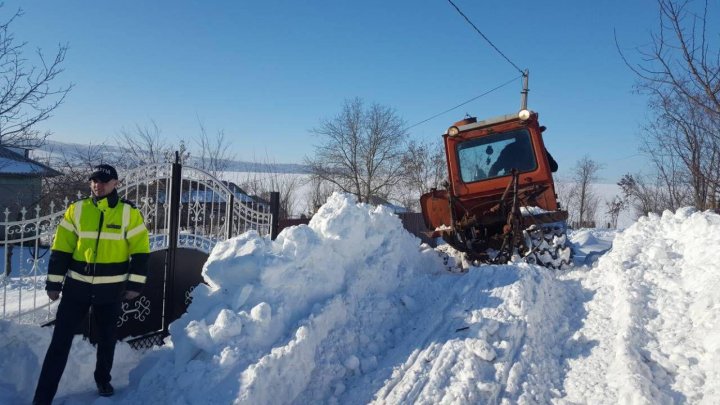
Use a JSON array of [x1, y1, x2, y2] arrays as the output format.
[[0, 7, 73, 148]]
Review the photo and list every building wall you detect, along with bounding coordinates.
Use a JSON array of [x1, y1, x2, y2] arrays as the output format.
[[0, 176, 42, 217]]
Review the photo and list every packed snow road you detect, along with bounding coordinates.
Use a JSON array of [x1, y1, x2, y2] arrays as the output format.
[[0, 194, 718, 404], [365, 264, 588, 404]]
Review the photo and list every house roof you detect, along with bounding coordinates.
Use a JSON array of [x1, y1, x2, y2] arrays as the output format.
[[221, 181, 268, 205], [0, 146, 62, 177], [151, 181, 269, 207]]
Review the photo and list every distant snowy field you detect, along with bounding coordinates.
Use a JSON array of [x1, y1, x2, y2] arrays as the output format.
[[1, 193, 719, 404]]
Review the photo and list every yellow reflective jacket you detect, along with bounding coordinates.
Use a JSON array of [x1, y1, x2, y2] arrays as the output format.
[[46, 190, 150, 303]]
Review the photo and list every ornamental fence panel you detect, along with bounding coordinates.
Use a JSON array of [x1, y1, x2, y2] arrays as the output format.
[[1, 159, 278, 347]]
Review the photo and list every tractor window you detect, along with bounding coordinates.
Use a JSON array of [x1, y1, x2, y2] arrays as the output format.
[[456, 129, 537, 183]]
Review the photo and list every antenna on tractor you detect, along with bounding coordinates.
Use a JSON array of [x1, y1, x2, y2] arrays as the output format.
[[520, 69, 529, 111]]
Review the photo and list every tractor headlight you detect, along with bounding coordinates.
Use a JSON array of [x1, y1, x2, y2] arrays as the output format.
[[518, 109, 531, 121], [447, 126, 460, 136]]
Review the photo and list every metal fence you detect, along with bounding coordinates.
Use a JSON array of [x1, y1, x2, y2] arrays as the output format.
[[1, 160, 277, 332], [1, 201, 71, 324]]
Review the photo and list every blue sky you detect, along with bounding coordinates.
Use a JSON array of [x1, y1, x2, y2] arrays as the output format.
[[2, 0, 695, 181]]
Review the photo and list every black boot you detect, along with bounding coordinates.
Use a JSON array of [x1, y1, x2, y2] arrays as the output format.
[[97, 382, 114, 397]]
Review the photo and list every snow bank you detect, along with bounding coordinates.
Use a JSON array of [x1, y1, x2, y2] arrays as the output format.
[[563, 208, 720, 404]]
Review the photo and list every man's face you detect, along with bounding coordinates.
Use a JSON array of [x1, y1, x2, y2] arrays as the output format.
[[90, 178, 118, 198]]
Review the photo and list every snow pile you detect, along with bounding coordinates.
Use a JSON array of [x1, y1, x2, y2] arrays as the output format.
[[563, 208, 720, 403], [122, 193, 445, 404]]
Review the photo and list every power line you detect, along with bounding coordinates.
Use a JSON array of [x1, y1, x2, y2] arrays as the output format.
[[405, 74, 522, 131], [446, 0, 525, 75], [405, 1, 527, 132]]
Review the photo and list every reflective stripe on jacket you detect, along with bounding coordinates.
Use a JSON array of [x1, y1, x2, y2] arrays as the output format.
[[46, 191, 150, 303]]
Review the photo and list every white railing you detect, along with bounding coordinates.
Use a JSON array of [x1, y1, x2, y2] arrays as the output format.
[[1, 200, 70, 323]]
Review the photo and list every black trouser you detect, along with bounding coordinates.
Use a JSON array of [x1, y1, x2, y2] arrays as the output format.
[[33, 297, 120, 404]]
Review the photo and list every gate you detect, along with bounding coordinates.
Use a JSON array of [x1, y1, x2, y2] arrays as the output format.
[[1, 156, 279, 347]]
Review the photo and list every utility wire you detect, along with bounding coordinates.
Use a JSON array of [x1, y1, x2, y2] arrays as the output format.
[[405, 1, 527, 131], [405, 74, 522, 130], [446, 0, 525, 75]]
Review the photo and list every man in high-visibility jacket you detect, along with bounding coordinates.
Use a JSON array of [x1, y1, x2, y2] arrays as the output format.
[[33, 164, 150, 405]]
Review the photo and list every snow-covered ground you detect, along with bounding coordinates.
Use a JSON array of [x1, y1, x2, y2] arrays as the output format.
[[1, 193, 718, 404]]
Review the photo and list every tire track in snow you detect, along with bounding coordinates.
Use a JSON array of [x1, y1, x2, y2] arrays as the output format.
[[368, 271, 496, 404], [353, 264, 582, 405], [492, 265, 583, 404]]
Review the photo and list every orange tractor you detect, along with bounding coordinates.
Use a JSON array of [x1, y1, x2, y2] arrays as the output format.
[[420, 108, 572, 269]]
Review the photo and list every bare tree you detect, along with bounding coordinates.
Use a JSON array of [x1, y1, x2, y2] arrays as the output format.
[[194, 117, 235, 177], [306, 176, 334, 215], [567, 156, 602, 227], [639, 100, 716, 209], [39, 142, 110, 208], [0, 7, 73, 148], [236, 155, 302, 220], [618, 172, 692, 218], [605, 195, 626, 228], [164, 139, 191, 165], [398, 138, 446, 211], [115, 120, 175, 168], [619, 0, 720, 209], [305, 98, 407, 203]]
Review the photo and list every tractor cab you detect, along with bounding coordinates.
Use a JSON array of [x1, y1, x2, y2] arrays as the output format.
[[443, 111, 560, 212], [420, 109, 571, 268]]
